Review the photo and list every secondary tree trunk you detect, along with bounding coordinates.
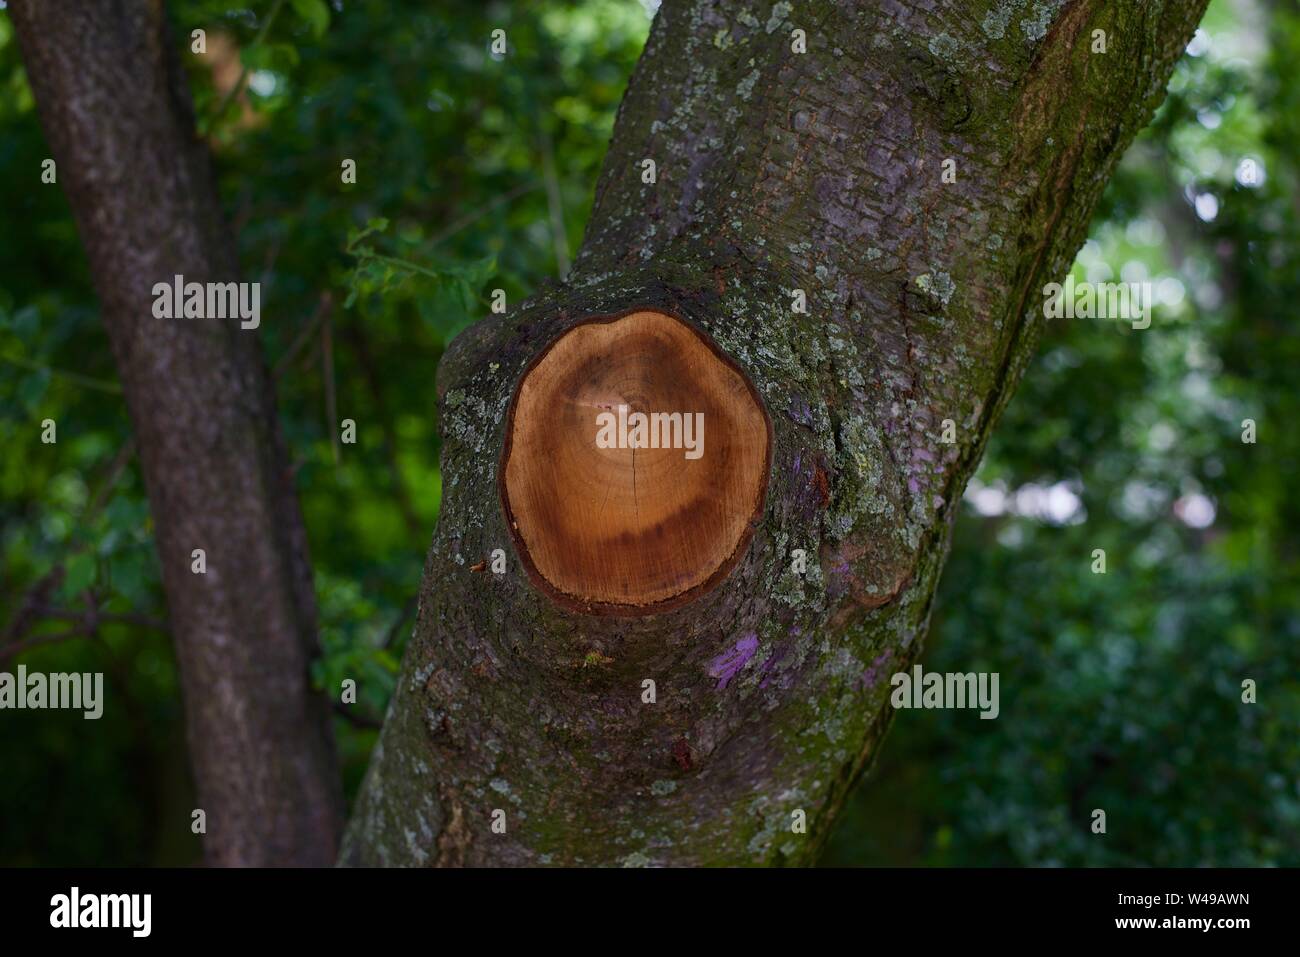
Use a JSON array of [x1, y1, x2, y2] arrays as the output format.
[[345, 0, 1206, 866], [11, 0, 343, 866]]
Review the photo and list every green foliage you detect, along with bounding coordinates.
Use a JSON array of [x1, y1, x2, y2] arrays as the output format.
[[1, 0, 1295, 867], [342, 217, 497, 339], [290, 0, 330, 40]]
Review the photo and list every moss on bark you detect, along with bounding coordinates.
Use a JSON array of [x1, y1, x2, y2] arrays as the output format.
[[342, 0, 1209, 866]]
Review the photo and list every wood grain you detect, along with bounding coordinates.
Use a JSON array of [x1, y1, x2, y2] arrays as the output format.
[[500, 309, 771, 613]]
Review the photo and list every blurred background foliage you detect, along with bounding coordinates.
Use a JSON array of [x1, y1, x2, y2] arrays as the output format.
[[0, 0, 1295, 865]]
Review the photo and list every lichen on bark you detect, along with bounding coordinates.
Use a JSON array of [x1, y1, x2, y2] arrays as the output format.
[[342, 0, 1209, 866]]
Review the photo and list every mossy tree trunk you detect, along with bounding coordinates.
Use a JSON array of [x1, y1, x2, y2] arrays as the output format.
[[344, 0, 1207, 866]]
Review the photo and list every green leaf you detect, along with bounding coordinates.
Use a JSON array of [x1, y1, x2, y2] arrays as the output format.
[[242, 42, 299, 72], [291, 0, 331, 39], [345, 219, 389, 252]]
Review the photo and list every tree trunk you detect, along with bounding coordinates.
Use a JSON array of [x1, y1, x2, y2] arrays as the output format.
[[11, 0, 343, 866], [341, 0, 1207, 866]]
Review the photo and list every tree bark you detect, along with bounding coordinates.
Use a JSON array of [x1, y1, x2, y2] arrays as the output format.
[[11, 0, 343, 866], [341, 0, 1207, 866]]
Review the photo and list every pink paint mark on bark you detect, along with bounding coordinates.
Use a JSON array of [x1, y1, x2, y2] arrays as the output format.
[[788, 396, 814, 428], [709, 634, 759, 690]]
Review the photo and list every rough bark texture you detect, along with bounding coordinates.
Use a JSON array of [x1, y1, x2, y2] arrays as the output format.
[[11, 0, 343, 866], [343, 0, 1208, 866]]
